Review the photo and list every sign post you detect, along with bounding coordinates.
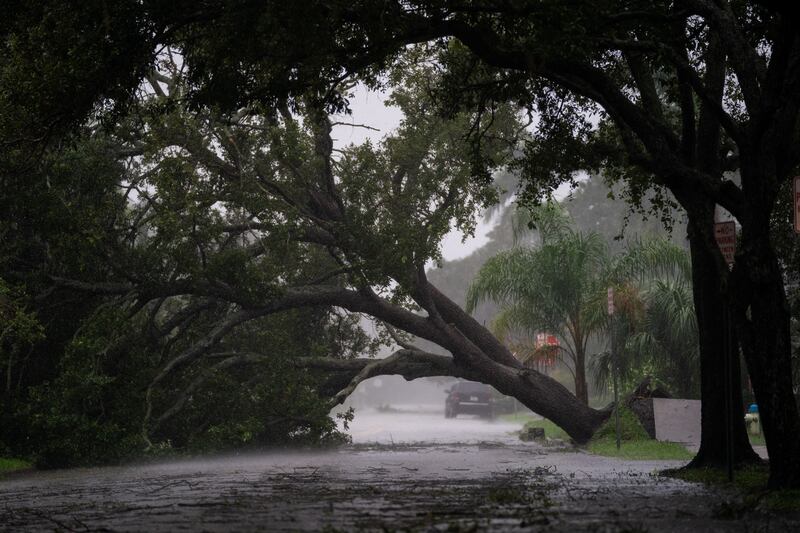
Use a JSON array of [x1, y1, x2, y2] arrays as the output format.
[[714, 210, 736, 482], [608, 287, 620, 451], [714, 221, 736, 266], [794, 176, 800, 234]]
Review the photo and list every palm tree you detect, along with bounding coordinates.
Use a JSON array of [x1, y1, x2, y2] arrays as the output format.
[[593, 239, 699, 398], [466, 204, 609, 405], [468, 204, 699, 405]]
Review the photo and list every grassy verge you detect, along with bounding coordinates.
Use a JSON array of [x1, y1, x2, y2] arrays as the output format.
[[588, 439, 693, 460], [504, 409, 758, 463], [505, 410, 693, 459], [500, 412, 572, 441], [522, 418, 570, 441], [0, 457, 32, 476], [666, 465, 800, 513], [499, 412, 538, 425], [585, 406, 693, 461]]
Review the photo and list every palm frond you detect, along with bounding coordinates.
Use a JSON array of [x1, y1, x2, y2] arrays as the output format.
[[613, 238, 691, 285], [511, 202, 573, 245], [465, 248, 538, 311], [489, 308, 515, 342]]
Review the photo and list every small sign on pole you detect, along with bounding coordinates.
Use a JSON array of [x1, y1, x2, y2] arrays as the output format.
[[534, 333, 559, 368], [794, 176, 800, 234], [535, 333, 546, 348], [714, 221, 736, 266], [607, 287, 615, 316]]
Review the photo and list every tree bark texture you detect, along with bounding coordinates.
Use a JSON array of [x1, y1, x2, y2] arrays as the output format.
[[732, 201, 800, 488], [686, 215, 760, 468], [574, 352, 589, 406]]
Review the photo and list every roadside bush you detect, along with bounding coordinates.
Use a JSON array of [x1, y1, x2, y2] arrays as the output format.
[[20, 348, 143, 468], [169, 358, 351, 453], [591, 405, 650, 442], [4, 297, 361, 468]]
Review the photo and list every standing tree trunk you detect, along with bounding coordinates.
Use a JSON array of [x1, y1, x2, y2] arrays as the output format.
[[680, 32, 760, 469], [733, 200, 800, 488], [686, 213, 760, 468], [574, 350, 589, 405]]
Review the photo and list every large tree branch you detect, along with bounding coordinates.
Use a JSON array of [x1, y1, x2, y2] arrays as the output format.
[[687, 0, 763, 111], [141, 285, 452, 414], [545, 59, 747, 218], [50, 276, 255, 307], [151, 349, 468, 434], [51, 271, 453, 354], [671, 48, 744, 147], [427, 284, 522, 369], [391, 13, 752, 218], [760, 27, 800, 180], [151, 352, 271, 433], [624, 50, 666, 124], [325, 349, 469, 406], [309, 110, 345, 220], [696, 30, 727, 174]]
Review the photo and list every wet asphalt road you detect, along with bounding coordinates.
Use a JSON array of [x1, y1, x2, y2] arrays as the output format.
[[1, 409, 795, 532]]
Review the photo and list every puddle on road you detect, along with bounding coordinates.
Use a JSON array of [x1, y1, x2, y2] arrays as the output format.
[[1, 411, 796, 531], [2, 442, 797, 532], [341, 408, 525, 446]]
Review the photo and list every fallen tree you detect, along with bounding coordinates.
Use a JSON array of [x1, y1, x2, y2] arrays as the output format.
[[49, 65, 612, 445], [6, 0, 791, 484]]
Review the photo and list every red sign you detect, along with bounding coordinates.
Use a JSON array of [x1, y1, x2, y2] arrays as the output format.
[[533, 333, 559, 368], [607, 287, 614, 315], [794, 176, 800, 234], [535, 333, 559, 348], [714, 221, 736, 265]]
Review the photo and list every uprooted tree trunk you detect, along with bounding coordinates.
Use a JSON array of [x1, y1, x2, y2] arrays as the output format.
[[311, 349, 610, 443], [140, 284, 611, 444], [146, 348, 611, 444]]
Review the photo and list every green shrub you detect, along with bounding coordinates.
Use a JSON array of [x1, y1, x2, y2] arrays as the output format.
[[587, 405, 692, 460], [591, 405, 650, 442], [0, 457, 32, 474], [6, 306, 358, 467]]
